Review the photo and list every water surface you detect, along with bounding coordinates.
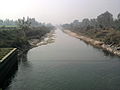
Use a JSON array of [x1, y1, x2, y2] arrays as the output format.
[[7, 29, 120, 90]]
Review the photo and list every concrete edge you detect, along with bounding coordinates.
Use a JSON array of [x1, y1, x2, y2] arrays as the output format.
[[0, 48, 17, 63]]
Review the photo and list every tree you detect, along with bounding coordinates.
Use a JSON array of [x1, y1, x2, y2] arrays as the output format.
[[97, 11, 113, 29], [17, 17, 31, 39], [89, 19, 98, 29], [113, 13, 120, 30], [118, 13, 120, 20], [0, 19, 3, 25], [72, 20, 80, 26], [81, 18, 90, 30], [71, 20, 81, 30]]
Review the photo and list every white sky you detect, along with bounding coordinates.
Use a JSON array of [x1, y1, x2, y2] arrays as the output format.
[[0, 0, 120, 24]]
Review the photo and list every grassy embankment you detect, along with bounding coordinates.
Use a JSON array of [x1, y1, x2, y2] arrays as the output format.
[[0, 48, 13, 60]]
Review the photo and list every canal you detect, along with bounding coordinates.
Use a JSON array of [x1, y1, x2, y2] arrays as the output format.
[[6, 29, 120, 90]]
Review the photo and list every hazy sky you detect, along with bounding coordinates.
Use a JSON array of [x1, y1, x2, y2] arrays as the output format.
[[0, 0, 120, 24]]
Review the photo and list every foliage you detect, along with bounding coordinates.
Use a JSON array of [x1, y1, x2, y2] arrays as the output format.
[[0, 17, 55, 49], [62, 11, 120, 46]]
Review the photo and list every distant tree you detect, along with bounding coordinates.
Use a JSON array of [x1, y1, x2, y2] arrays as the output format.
[[72, 20, 80, 26], [97, 11, 113, 29], [118, 13, 120, 20], [71, 20, 81, 30], [81, 18, 90, 30], [26, 17, 43, 27], [0, 19, 3, 25], [113, 13, 120, 30], [17, 17, 31, 39], [117, 13, 120, 30], [62, 24, 71, 30], [89, 19, 98, 29]]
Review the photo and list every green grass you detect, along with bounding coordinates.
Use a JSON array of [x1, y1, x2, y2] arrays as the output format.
[[0, 48, 13, 60], [0, 25, 17, 27]]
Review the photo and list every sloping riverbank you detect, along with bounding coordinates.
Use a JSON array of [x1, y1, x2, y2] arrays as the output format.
[[63, 30, 120, 56], [28, 30, 55, 47], [18, 30, 55, 56]]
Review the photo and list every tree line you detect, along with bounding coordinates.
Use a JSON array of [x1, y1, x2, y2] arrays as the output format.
[[0, 17, 50, 28], [62, 11, 120, 47], [0, 17, 55, 49], [62, 11, 120, 31]]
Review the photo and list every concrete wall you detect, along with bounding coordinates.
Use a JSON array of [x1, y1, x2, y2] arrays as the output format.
[[0, 48, 18, 88]]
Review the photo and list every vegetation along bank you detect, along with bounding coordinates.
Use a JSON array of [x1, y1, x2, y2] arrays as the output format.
[[0, 17, 55, 55], [62, 11, 120, 56]]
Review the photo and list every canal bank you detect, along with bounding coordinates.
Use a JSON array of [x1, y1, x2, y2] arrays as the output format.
[[0, 48, 18, 88], [63, 30, 120, 57], [17, 30, 55, 56], [28, 30, 55, 47]]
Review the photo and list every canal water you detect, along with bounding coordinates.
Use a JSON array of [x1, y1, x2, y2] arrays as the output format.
[[6, 29, 120, 90]]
